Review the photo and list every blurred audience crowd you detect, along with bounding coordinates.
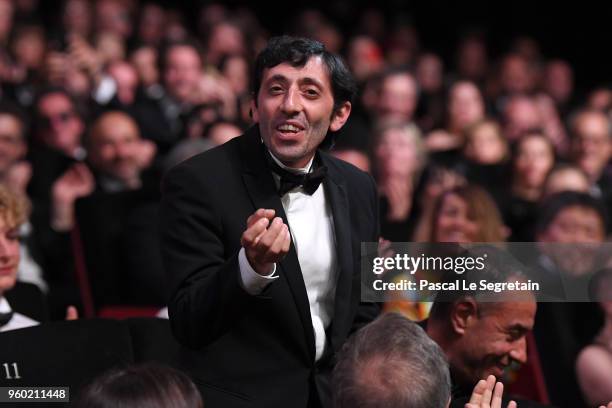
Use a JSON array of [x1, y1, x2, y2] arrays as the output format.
[[1, 0, 612, 406]]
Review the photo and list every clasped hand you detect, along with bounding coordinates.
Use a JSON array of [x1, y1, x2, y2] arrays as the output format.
[[241, 209, 291, 275]]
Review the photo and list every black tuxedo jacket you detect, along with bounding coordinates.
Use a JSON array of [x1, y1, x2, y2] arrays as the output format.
[[5, 282, 48, 322], [160, 126, 380, 408]]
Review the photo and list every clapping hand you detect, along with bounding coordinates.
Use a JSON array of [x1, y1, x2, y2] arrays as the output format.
[[466, 375, 516, 408]]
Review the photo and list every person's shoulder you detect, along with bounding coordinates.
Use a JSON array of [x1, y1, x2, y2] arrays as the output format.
[[4, 282, 47, 322], [164, 135, 245, 180], [322, 151, 373, 186], [321, 151, 378, 212]]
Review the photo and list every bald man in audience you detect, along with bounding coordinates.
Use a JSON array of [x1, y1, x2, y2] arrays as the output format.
[[86, 111, 156, 193], [67, 111, 165, 305], [50, 111, 157, 231]]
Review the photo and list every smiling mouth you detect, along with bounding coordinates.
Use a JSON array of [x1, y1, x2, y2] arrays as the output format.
[[277, 124, 302, 132], [0, 266, 16, 276]]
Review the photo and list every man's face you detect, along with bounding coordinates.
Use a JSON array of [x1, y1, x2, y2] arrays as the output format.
[[36, 93, 83, 156], [131, 46, 158, 87], [253, 57, 350, 168], [454, 301, 536, 385], [449, 82, 484, 130], [571, 112, 611, 180], [0, 216, 21, 296], [88, 113, 142, 183], [0, 114, 26, 176], [503, 98, 541, 142], [376, 73, 417, 122], [164, 46, 202, 104], [108, 62, 139, 105], [539, 206, 605, 244], [501, 55, 533, 95], [537, 206, 605, 277]]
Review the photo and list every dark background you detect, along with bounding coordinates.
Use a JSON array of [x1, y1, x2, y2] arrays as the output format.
[[39, 0, 610, 96]]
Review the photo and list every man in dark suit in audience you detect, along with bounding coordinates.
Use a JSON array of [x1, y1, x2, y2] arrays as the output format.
[[160, 36, 379, 408], [72, 111, 165, 307]]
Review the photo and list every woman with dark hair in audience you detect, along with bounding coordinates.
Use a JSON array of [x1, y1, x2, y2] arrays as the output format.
[[426, 80, 486, 161], [461, 118, 511, 202], [388, 184, 506, 320], [74, 363, 203, 408], [505, 131, 556, 240], [430, 184, 508, 243]]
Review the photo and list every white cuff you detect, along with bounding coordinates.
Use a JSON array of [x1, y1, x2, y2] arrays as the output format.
[[238, 247, 278, 295]]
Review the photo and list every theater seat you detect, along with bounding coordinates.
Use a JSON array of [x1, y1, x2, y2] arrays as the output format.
[[126, 317, 182, 369], [98, 306, 161, 319], [71, 190, 167, 317], [0, 319, 134, 407]]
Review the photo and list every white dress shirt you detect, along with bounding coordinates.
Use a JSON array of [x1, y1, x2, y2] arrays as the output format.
[[0, 297, 38, 332], [238, 152, 337, 361]]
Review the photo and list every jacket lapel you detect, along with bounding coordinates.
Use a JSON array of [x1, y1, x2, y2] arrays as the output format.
[[239, 127, 316, 361], [320, 153, 354, 351]]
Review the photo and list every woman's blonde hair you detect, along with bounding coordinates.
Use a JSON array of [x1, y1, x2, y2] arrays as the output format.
[[0, 184, 30, 229], [374, 120, 428, 175]]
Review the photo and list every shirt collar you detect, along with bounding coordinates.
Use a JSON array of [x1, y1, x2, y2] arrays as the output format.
[[0, 297, 12, 313], [267, 150, 314, 175]]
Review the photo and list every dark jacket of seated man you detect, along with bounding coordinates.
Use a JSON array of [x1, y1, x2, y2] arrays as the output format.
[[1, 281, 47, 332]]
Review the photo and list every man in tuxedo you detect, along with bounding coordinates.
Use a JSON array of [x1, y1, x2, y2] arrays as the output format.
[[160, 36, 379, 408]]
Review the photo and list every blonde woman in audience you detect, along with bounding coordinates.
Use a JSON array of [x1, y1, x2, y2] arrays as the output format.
[[0, 184, 40, 331], [0, 184, 77, 331], [374, 121, 427, 241]]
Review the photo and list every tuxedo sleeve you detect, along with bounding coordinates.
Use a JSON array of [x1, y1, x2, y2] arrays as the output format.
[[160, 162, 254, 349]]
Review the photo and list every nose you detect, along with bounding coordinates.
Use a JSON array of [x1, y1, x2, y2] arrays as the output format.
[[0, 237, 11, 259], [115, 143, 130, 160], [509, 337, 528, 365], [280, 88, 301, 115]]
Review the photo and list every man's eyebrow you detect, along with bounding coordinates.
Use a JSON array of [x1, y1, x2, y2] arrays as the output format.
[[507, 323, 530, 333], [265, 74, 289, 84], [299, 77, 325, 89]]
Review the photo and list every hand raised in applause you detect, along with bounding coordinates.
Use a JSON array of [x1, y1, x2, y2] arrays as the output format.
[[241, 209, 291, 276], [465, 375, 516, 408], [51, 163, 95, 231]]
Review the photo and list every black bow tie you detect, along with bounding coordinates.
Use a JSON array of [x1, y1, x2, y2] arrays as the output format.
[[267, 155, 327, 196], [0, 310, 13, 327]]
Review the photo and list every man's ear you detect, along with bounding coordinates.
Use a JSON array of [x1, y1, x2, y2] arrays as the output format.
[[450, 298, 478, 335], [250, 99, 259, 122], [329, 101, 351, 132]]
